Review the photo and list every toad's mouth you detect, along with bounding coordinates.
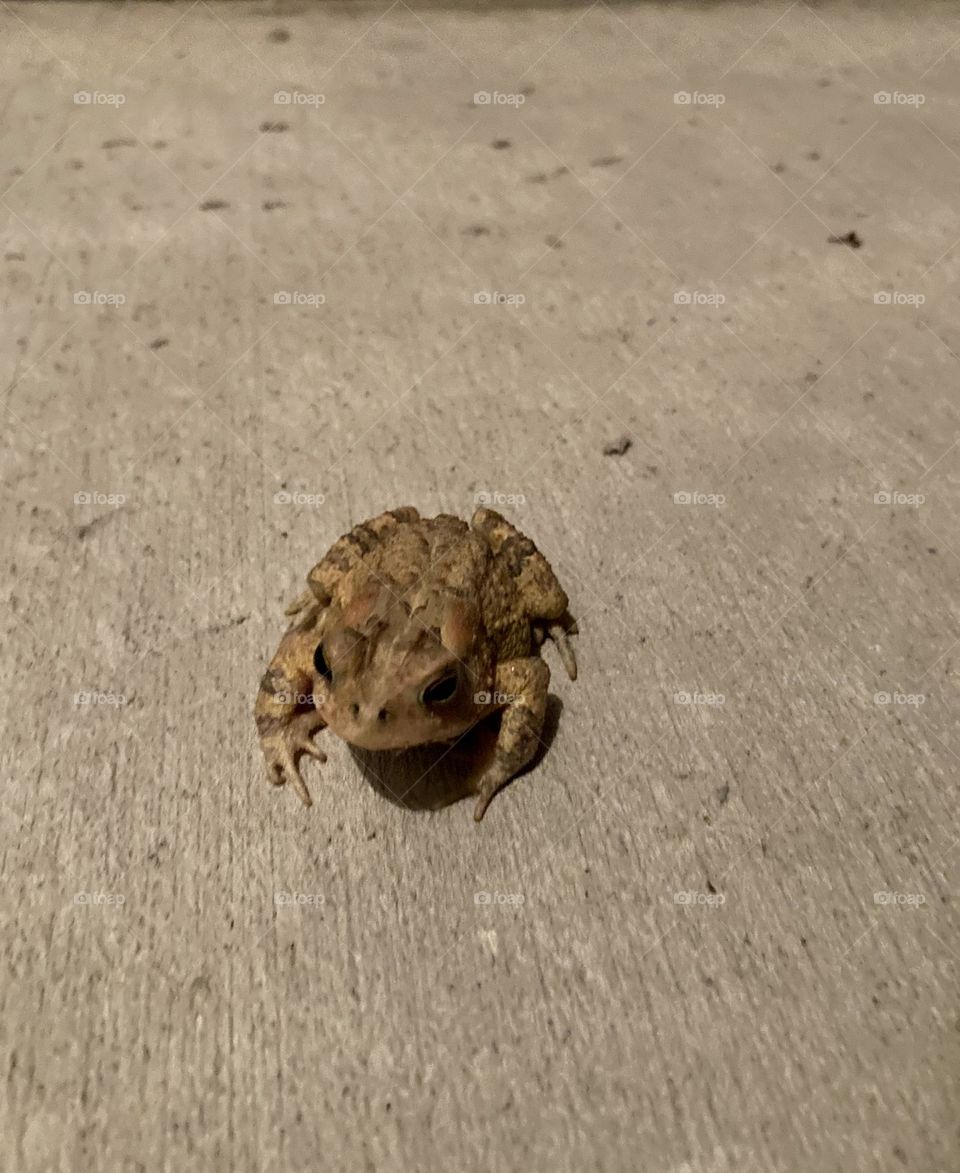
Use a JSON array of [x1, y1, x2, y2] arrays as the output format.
[[328, 713, 480, 754]]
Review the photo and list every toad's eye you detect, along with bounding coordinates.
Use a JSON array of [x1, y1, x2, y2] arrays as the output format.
[[421, 672, 458, 706], [313, 642, 333, 682]]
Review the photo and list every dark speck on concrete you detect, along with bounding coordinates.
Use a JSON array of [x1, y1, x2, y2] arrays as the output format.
[[544, 234, 562, 249], [202, 614, 250, 636], [268, 27, 291, 41], [260, 121, 289, 133], [716, 784, 730, 805], [67, 159, 84, 170], [491, 139, 511, 150], [262, 199, 287, 211], [77, 512, 119, 541], [527, 165, 568, 183], [103, 138, 137, 150], [603, 436, 632, 456], [828, 230, 862, 248], [461, 224, 490, 236], [591, 155, 623, 168], [149, 338, 169, 350], [199, 199, 230, 211], [5, 252, 25, 261]]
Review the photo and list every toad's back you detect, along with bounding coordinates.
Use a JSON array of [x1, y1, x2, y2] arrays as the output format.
[[307, 507, 491, 612]]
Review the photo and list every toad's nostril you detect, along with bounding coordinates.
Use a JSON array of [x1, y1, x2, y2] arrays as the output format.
[[377, 708, 390, 722], [350, 703, 360, 718]]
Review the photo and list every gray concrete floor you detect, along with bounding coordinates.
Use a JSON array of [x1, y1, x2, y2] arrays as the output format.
[[2, 2, 959, 1170]]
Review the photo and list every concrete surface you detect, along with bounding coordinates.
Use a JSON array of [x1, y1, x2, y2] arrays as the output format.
[[2, 2, 959, 1170]]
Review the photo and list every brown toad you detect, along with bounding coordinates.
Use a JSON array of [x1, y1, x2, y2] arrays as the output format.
[[254, 506, 577, 821]]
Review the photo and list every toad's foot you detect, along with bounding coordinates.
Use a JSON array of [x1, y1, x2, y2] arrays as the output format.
[[259, 709, 327, 806], [545, 621, 577, 682], [534, 618, 578, 681]]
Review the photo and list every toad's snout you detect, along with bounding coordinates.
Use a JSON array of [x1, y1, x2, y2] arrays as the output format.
[[334, 700, 417, 751]]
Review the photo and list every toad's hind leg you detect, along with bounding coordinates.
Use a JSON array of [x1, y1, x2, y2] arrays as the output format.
[[471, 506, 577, 680], [473, 657, 550, 822], [471, 506, 568, 619]]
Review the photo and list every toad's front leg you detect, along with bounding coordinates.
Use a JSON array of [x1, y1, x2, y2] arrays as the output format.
[[473, 657, 550, 822], [255, 624, 327, 806]]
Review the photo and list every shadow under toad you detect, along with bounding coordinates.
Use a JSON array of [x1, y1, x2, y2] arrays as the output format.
[[349, 695, 563, 813]]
